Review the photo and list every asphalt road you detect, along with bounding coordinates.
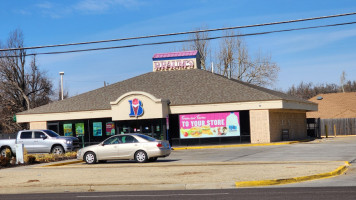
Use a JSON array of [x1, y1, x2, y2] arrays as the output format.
[[168, 136, 356, 187], [2, 187, 356, 200], [169, 137, 356, 163]]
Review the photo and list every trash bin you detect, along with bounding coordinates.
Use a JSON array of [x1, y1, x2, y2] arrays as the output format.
[[282, 129, 289, 141]]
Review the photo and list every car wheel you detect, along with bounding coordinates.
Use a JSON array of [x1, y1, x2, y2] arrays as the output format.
[[84, 152, 97, 164], [0, 147, 12, 158], [148, 157, 158, 162], [135, 150, 148, 163], [51, 145, 64, 154]]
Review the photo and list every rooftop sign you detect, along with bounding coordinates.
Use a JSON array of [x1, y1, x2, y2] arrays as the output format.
[[152, 50, 201, 72]]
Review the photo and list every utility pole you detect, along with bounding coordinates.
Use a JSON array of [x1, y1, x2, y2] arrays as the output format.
[[59, 72, 64, 100]]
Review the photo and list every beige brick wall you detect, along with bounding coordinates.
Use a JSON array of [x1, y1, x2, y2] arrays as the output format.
[[250, 110, 271, 143], [250, 109, 307, 144], [29, 121, 47, 130], [269, 110, 307, 142]]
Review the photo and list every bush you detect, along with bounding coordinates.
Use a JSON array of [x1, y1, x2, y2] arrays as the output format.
[[0, 148, 12, 167], [0, 156, 11, 167], [1, 148, 77, 168], [31, 151, 77, 163]]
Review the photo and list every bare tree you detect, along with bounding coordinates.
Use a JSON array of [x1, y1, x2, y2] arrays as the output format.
[[343, 80, 356, 92], [340, 71, 346, 93], [287, 82, 339, 100], [182, 26, 210, 70], [243, 52, 279, 86], [215, 30, 279, 86], [217, 30, 238, 77], [0, 29, 53, 133]]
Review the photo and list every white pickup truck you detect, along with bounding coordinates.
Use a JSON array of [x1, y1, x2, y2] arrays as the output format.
[[0, 129, 80, 157]]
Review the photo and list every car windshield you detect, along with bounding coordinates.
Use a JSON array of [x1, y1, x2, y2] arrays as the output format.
[[43, 130, 60, 137], [135, 134, 156, 142]]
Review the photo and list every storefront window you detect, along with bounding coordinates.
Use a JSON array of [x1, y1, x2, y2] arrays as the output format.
[[143, 126, 151, 133], [122, 126, 129, 134], [75, 123, 85, 136], [106, 122, 115, 135], [63, 123, 73, 136], [93, 122, 103, 136], [116, 119, 164, 140]]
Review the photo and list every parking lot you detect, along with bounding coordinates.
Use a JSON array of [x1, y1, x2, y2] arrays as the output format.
[[0, 137, 355, 194]]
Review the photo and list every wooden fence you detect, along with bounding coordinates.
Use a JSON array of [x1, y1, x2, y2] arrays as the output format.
[[0, 133, 16, 139], [320, 118, 356, 136]]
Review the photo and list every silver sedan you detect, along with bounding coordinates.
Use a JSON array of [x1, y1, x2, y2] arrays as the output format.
[[77, 134, 171, 164]]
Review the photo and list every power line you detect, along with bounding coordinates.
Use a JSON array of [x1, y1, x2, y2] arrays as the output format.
[[1, 12, 356, 52], [1, 21, 355, 58]]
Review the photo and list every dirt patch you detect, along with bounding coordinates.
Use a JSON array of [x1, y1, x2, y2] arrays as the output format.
[[176, 171, 208, 176], [27, 180, 40, 183]]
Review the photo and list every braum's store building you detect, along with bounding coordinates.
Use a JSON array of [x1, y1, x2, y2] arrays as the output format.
[[16, 51, 317, 146]]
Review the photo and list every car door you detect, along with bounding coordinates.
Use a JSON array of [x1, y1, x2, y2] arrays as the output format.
[[96, 136, 121, 160], [16, 131, 35, 153], [117, 135, 139, 159], [33, 131, 50, 153]]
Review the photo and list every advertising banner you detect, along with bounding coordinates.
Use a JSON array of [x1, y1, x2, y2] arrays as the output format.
[[63, 124, 73, 136], [106, 122, 115, 136], [179, 112, 240, 139], [93, 122, 102, 136], [75, 123, 85, 136]]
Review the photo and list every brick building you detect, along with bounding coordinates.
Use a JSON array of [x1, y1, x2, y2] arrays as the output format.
[[16, 51, 317, 146]]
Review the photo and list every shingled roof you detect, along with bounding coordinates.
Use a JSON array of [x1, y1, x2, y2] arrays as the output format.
[[19, 69, 313, 115], [307, 92, 356, 119]]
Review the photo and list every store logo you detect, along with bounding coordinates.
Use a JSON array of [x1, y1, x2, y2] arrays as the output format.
[[129, 98, 144, 117]]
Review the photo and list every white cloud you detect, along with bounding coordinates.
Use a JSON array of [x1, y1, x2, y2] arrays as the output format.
[[30, 0, 143, 18], [74, 0, 142, 13], [36, 1, 54, 9], [13, 9, 32, 16]]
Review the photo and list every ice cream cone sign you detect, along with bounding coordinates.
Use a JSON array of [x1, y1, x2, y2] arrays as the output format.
[[129, 98, 144, 118]]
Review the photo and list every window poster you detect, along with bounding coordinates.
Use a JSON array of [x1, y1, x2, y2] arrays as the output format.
[[63, 123, 73, 136], [179, 112, 240, 139], [93, 122, 102, 136], [75, 123, 85, 136], [106, 122, 115, 136]]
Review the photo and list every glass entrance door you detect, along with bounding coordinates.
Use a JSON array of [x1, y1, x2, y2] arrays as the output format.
[[116, 119, 164, 140], [47, 122, 59, 134]]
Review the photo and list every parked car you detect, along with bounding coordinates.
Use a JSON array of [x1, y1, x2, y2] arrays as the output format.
[[77, 134, 171, 164], [0, 129, 80, 157]]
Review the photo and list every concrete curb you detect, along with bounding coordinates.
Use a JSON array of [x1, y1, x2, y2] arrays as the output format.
[[235, 161, 350, 187], [40, 160, 83, 167], [40, 160, 335, 168], [173, 139, 311, 150]]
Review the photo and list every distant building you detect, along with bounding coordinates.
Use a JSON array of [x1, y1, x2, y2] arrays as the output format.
[[307, 92, 356, 119], [307, 92, 356, 136]]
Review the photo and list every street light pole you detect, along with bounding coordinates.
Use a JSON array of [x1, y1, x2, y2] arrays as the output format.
[[59, 72, 64, 100]]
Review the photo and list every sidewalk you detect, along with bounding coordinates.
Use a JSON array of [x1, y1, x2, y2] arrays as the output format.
[[0, 160, 349, 194]]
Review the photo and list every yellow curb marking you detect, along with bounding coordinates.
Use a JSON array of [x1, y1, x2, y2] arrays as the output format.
[[235, 161, 350, 187], [40, 160, 84, 167], [321, 135, 356, 138]]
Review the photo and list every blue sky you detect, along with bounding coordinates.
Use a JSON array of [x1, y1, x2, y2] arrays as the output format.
[[1, 0, 356, 96]]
